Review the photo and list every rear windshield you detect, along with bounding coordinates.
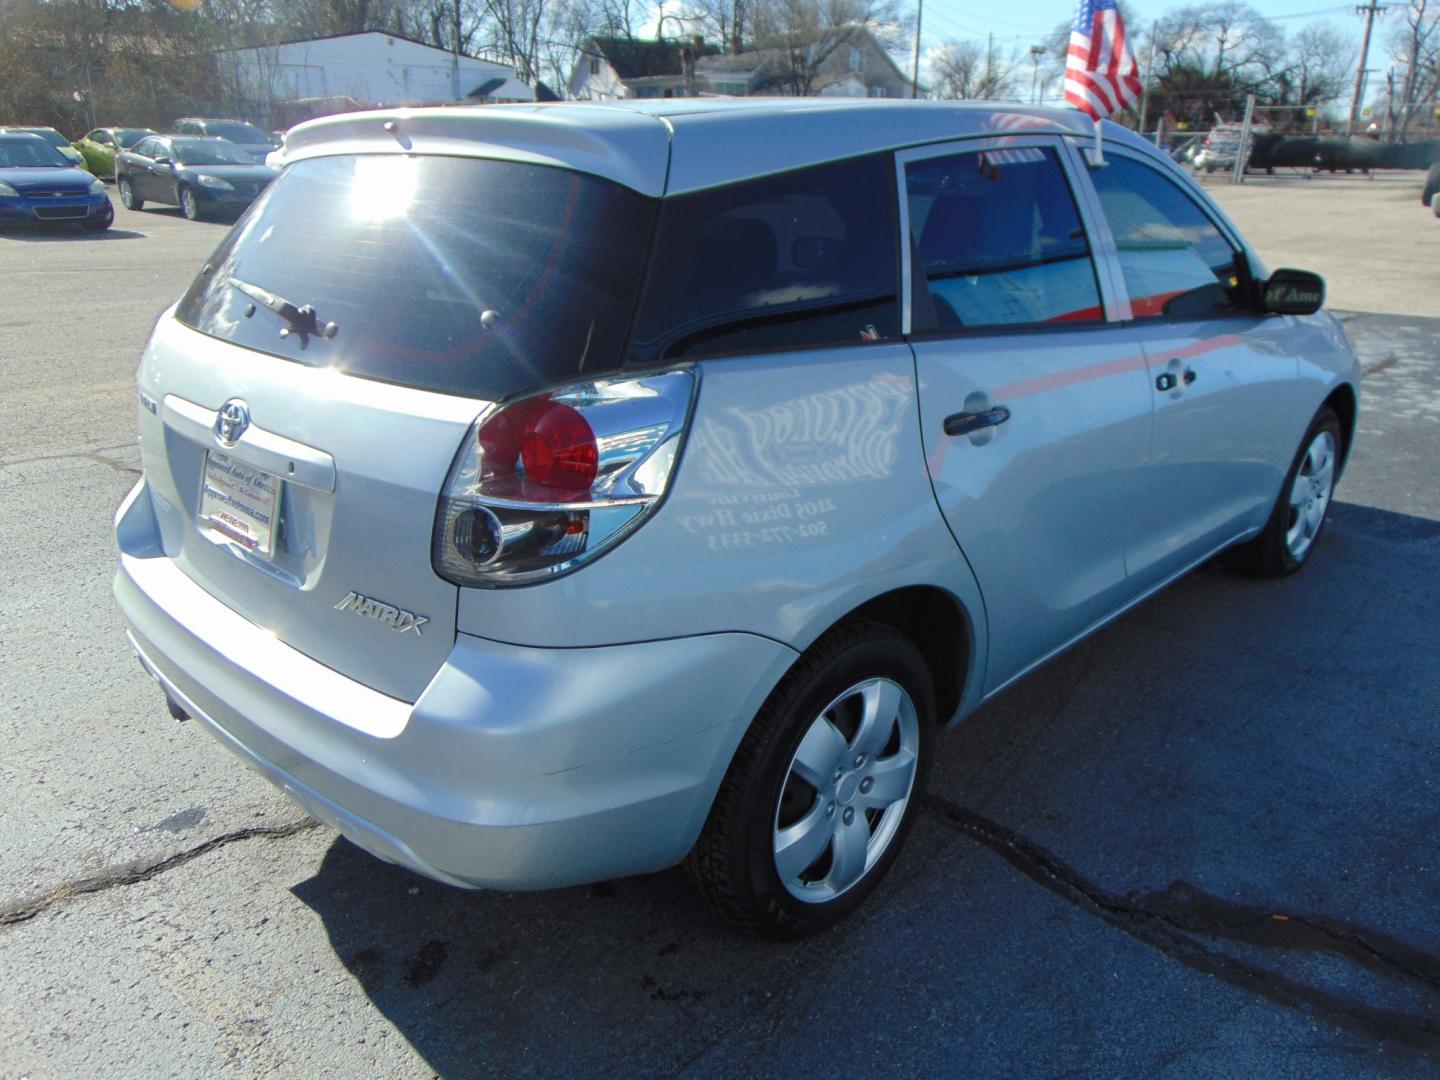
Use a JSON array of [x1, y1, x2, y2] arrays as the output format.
[[176, 155, 657, 400]]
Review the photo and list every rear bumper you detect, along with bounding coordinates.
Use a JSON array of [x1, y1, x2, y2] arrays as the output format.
[[113, 480, 796, 890]]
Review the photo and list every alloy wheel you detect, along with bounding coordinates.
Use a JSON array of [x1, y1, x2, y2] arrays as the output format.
[[1285, 429, 1336, 560], [773, 677, 920, 902]]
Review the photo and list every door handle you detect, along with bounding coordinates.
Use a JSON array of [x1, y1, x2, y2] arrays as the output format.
[[944, 405, 1011, 437], [1156, 367, 1197, 393]]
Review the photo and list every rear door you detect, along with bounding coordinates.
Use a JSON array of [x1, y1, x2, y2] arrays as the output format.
[[142, 150, 661, 701], [902, 137, 1153, 695], [1085, 149, 1301, 590]]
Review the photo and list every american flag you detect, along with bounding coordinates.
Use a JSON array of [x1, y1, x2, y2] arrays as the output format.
[[1064, 0, 1142, 122]]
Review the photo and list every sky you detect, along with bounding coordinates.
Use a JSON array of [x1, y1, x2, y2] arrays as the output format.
[[911, 0, 1373, 102]]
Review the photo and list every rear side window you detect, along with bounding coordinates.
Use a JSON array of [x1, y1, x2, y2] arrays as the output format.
[[629, 154, 899, 361], [176, 155, 657, 401], [1090, 155, 1247, 319], [905, 146, 1101, 328]]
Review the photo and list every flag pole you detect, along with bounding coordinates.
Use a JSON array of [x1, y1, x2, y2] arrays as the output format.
[[1087, 117, 1106, 166]]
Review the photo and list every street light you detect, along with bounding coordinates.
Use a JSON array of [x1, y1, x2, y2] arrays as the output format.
[[1029, 44, 1046, 105]]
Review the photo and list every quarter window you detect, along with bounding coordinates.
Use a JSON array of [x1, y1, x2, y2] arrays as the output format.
[[904, 146, 1102, 329], [1090, 155, 1247, 319], [132, 137, 158, 157], [629, 154, 900, 361]]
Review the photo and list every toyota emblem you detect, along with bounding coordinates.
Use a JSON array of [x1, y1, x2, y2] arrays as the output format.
[[213, 399, 251, 446]]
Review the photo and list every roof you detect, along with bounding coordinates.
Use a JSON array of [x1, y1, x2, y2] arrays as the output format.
[[215, 29, 512, 68], [283, 98, 1140, 198], [467, 76, 534, 102], [588, 37, 718, 81]]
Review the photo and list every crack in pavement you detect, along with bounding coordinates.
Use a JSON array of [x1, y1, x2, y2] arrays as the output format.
[[83, 452, 143, 477], [0, 819, 320, 927], [922, 795, 1440, 1052], [0, 443, 138, 470]]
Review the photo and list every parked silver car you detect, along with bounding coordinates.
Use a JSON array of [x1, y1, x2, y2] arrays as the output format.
[[114, 100, 1359, 937]]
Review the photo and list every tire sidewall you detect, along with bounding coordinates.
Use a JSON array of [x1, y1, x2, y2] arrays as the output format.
[[181, 187, 199, 220], [118, 178, 135, 209], [737, 631, 935, 936], [1267, 407, 1342, 574]]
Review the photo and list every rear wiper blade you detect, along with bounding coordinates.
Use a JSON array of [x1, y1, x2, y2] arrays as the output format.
[[229, 276, 337, 344]]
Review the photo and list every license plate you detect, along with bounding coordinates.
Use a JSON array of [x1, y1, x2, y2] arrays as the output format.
[[199, 451, 281, 557]]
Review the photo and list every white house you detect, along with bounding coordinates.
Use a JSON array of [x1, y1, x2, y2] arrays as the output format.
[[221, 31, 533, 115]]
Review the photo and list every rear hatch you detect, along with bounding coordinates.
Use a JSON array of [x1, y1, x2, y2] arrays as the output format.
[[141, 141, 660, 701]]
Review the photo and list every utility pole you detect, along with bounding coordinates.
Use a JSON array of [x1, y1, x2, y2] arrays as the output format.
[[1347, 1, 1385, 136], [984, 31, 993, 97], [451, 0, 462, 101], [1137, 20, 1157, 136], [1029, 43, 1045, 105], [911, 0, 923, 99]]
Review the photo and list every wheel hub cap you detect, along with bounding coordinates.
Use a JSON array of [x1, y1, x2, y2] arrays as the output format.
[[772, 677, 920, 903], [1284, 429, 1337, 561]]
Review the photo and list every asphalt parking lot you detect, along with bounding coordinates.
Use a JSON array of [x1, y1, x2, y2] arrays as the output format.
[[1, 178, 1437, 1077]]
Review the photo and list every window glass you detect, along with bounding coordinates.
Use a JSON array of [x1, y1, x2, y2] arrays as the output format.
[[1090, 155, 1246, 319], [905, 146, 1101, 328], [0, 138, 70, 168], [206, 121, 267, 143], [630, 154, 899, 361], [173, 138, 253, 165], [176, 155, 657, 400], [92, 130, 113, 145], [132, 138, 158, 157]]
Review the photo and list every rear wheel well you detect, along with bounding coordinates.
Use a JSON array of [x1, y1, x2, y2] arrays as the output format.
[[1323, 384, 1357, 472], [833, 587, 971, 725]]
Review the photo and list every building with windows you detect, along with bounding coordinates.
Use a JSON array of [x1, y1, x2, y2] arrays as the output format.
[[695, 30, 913, 99]]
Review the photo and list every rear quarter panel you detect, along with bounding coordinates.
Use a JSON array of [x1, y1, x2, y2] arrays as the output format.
[[456, 345, 988, 714]]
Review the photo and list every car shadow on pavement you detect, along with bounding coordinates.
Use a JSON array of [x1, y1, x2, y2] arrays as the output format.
[[290, 500, 1440, 1077], [0, 227, 145, 242]]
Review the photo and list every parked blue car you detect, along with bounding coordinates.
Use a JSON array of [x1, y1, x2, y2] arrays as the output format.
[[0, 132, 113, 231]]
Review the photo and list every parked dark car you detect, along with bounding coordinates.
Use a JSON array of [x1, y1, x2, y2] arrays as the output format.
[[116, 135, 276, 220], [0, 132, 112, 230], [173, 118, 279, 163], [75, 127, 158, 180]]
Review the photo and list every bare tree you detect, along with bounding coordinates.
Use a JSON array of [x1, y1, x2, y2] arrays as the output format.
[[1381, 0, 1440, 138], [747, 0, 900, 96], [1154, 1, 1287, 98], [1279, 22, 1351, 106], [930, 39, 1018, 100]]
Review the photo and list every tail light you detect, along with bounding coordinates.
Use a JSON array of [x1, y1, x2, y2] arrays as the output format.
[[433, 369, 696, 587]]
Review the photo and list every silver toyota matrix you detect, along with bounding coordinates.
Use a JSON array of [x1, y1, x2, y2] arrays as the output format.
[[114, 99, 1359, 937]]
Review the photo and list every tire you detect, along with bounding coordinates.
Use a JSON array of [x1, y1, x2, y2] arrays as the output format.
[[685, 621, 935, 938], [1420, 161, 1440, 207], [180, 186, 203, 221], [117, 177, 142, 211], [1229, 407, 1342, 577], [80, 213, 111, 232], [1432, 192, 1440, 219]]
